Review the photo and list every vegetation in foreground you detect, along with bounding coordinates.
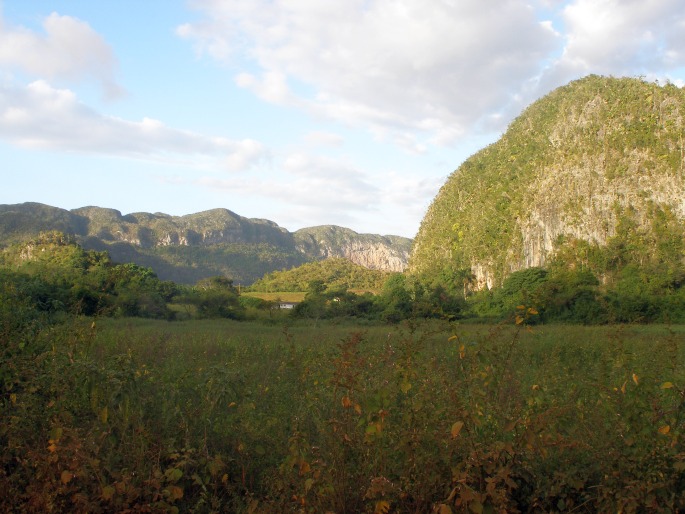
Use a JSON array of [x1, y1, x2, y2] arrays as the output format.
[[1, 229, 685, 512], [2, 297, 685, 512]]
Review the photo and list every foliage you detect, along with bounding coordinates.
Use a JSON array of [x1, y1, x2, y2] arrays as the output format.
[[182, 276, 245, 320], [0, 232, 177, 319], [3, 228, 684, 326], [287, 272, 468, 323], [465, 258, 685, 325], [377, 273, 413, 322], [3, 314, 685, 512]]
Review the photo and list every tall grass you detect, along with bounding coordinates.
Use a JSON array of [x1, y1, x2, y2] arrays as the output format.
[[2, 316, 685, 512]]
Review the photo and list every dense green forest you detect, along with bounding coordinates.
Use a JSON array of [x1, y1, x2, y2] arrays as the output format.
[[0, 232, 465, 324]]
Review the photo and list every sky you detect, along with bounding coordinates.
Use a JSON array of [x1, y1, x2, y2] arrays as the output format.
[[1, 1, 685, 238]]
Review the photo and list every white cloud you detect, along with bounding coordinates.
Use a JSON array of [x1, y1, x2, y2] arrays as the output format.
[[234, 71, 295, 104], [561, 0, 682, 71], [303, 130, 344, 147], [537, 0, 685, 96], [224, 138, 268, 171], [180, 0, 559, 144], [281, 153, 379, 208], [182, 0, 685, 151], [0, 80, 268, 169], [0, 11, 123, 98], [196, 151, 380, 225]]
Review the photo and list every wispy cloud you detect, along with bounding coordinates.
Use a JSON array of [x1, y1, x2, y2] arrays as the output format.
[[0, 80, 269, 170], [556, 0, 685, 76], [302, 131, 344, 147], [199, 153, 378, 209], [192, 150, 443, 235]]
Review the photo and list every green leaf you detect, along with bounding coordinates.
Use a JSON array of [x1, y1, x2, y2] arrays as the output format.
[[165, 467, 183, 483], [49, 427, 63, 442], [102, 485, 115, 501], [304, 478, 314, 492]]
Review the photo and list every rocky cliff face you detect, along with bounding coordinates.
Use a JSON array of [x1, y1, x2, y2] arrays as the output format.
[[294, 226, 410, 272], [518, 156, 684, 270], [410, 75, 685, 289]]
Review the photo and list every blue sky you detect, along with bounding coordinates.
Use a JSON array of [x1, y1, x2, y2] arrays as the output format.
[[2, 0, 685, 238]]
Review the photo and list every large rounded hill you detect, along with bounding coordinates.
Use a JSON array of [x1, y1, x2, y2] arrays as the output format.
[[410, 75, 685, 289]]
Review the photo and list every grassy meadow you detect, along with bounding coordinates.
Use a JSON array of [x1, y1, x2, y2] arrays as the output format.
[[3, 316, 685, 512]]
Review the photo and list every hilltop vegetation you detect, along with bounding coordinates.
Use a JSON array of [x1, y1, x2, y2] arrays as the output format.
[[0, 232, 251, 321], [0, 231, 175, 319], [0, 232, 469, 324]]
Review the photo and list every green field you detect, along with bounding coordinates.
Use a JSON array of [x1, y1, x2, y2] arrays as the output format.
[[3, 317, 685, 512], [241, 291, 307, 303], [243, 290, 379, 303]]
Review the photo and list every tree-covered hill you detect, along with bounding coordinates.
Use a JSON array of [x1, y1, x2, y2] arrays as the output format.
[[249, 257, 391, 293], [410, 75, 685, 291]]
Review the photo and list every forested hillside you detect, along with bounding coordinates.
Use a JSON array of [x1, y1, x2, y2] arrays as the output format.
[[411, 76, 685, 285], [249, 257, 390, 292]]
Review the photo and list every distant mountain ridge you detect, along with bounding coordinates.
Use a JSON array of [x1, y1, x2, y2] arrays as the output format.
[[0, 202, 412, 284]]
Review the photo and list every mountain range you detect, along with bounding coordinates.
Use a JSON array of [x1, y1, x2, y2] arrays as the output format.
[[0, 202, 412, 285]]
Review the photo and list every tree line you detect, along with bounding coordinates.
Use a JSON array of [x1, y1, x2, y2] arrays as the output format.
[[2, 230, 684, 325]]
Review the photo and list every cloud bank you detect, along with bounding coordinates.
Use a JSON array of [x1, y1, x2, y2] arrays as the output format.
[[180, 0, 685, 144]]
